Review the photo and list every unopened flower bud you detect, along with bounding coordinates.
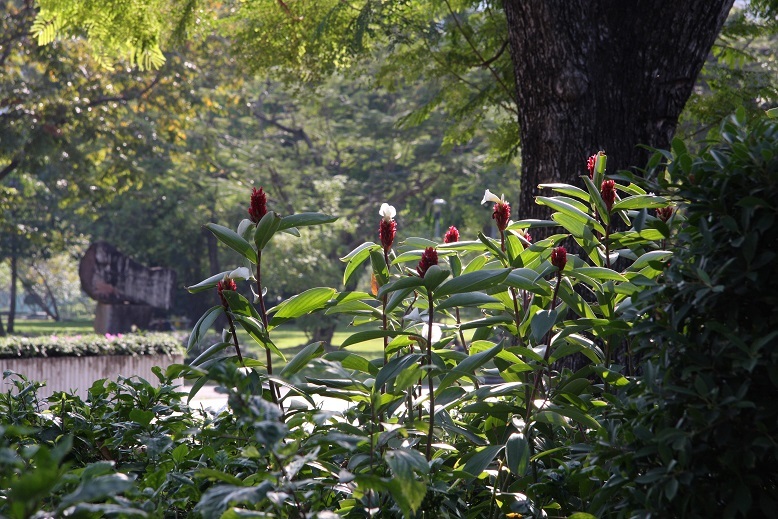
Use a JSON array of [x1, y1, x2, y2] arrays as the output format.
[[417, 247, 438, 278], [443, 226, 460, 243], [587, 154, 597, 179], [493, 201, 511, 232], [551, 246, 567, 272], [601, 179, 616, 212], [248, 187, 268, 223], [217, 278, 238, 309]]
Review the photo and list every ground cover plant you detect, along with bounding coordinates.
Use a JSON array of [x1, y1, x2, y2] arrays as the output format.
[[2, 113, 774, 518]]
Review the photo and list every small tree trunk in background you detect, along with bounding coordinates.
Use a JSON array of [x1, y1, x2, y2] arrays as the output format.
[[8, 251, 17, 333], [502, 0, 734, 232]]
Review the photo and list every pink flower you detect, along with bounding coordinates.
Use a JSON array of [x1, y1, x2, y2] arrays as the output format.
[[443, 226, 459, 244], [417, 247, 438, 278], [601, 179, 616, 212], [587, 154, 597, 179], [551, 246, 567, 272], [248, 187, 268, 223], [481, 189, 510, 232]]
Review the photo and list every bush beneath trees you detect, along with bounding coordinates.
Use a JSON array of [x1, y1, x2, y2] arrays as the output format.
[[0, 333, 183, 359], [1, 112, 775, 518]]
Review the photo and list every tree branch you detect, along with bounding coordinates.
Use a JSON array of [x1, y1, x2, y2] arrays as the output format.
[[0, 157, 20, 183], [86, 74, 163, 108]]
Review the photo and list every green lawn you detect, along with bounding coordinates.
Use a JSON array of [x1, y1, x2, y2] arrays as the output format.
[[9, 319, 95, 337]]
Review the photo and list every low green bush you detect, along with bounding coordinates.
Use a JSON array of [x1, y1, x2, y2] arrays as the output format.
[[0, 332, 184, 359]]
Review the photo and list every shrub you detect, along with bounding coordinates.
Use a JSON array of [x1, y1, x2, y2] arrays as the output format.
[[0, 332, 184, 359], [583, 111, 778, 518]]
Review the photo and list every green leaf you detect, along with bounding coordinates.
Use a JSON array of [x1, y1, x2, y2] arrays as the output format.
[[582, 175, 610, 225], [572, 267, 628, 282], [505, 433, 530, 476], [458, 445, 503, 479], [376, 275, 425, 299], [385, 449, 428, 517], [629, 250, 672, 270], [129, 408, 154, 426], [205, 223, 257, 264], [279, 342, 325, 378], [370, 249, 390, 286], [611, 194, 667, 212], [423, 264, 450, 291], [435, 292, 501, 311], [271, 287, 336, 319], [323, 351, 379, 375], [278, 212, 337, 230], [437, 341, 503, 393], [592, 366, 630, 387], [530, 310, 558, 344], [340, 330, 410, 348], [222, 290, 261, 319], [59, 473, 135, 508], [187, 305, 222, 351], [538, 183, 591, 202], [375, 353, 424, 389], [434, 268, 511, 298], [190, 342, 231, 368], [254, 211, 282, 251], [536, 196, 602, 231], [342, 243, 379, 285], [187, 270, 243, 293]]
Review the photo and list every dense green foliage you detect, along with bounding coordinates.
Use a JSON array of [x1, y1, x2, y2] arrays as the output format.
[[582, 112, 778, 518], [0, 332, 183, 359]]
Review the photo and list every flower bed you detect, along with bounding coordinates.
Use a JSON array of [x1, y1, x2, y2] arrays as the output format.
[[0, 333, 185, 400]]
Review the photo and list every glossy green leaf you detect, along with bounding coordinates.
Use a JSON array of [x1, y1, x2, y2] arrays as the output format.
[[271, 287, 336, 319], [278, 212, 337, 231], [458, 445, 503, 479], [434, 268, 511, 298], [435, 292, 501, 311], [423, 264, 450, 291], [437, 341, 503, 393], [573, 267, 628, 282], [205, 223, 257, 264], [340, 329, 410, 348], [323, 351, 379, 375], [187, 305, 222, 351], [253, 211, 282, 251], [375, 353, 424, 390], [505, 432, 530, 476], [530, 309, 557, 344], [611, 194, 667, 211], [376, 275, 425, 299], [279, 342, 325, 378]]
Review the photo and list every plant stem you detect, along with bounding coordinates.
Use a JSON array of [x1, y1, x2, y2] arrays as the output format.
[[604, 220, 612, 269], [256, 250, 279, 405], [425, 288, 435, 462], [526, 272, 562, 422], [225, 312, 244, 365]]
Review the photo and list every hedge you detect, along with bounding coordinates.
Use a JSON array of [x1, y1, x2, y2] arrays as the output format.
[[0, 332, 184, 359]]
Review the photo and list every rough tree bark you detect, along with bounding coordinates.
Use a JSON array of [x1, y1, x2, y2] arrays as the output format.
[[502, 0, 735, 223]]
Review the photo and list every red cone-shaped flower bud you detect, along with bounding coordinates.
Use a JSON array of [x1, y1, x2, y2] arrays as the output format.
[[417, 247, 438, 278], [601, 179, 616, 212], [379, 219, 397, 252], [248, 187, 268, 223], [656, 206, 674, 222], [587, 153, 597, 179], [493, 201, 511, 232], [443, 225, 460, 244], [217, 278, 238, 309], [551, 246, 567, 272]]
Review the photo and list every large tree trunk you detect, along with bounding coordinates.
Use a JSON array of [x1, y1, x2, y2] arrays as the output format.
[[502, 1, 734, 223]]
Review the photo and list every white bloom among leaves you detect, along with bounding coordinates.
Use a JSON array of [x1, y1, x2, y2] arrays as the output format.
[[379, 203, 396, 222], [481, 189, 504, 205]]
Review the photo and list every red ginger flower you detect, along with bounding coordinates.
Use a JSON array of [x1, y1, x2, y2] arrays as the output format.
[[656, 206, 674, 222], [417, 247, 438, 278], [587, 154, 597, 179], [551, 246, 567, 272], [248, 187, 268, 223], [378, 203, 397, 252], [601, 179, 616, 212], [217, 278, 238, 309], [482, 189, 511, 231], [443, 225, 459, 243]]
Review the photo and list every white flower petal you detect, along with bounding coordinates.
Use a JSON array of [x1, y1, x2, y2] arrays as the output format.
[[481, 189, 502, 205], [379, 203, 396, 221]]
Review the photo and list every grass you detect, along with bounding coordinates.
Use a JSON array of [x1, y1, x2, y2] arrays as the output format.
[[8, 319, 94, 337]]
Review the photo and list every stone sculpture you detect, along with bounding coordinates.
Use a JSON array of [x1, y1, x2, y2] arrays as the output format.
[[79, 242, 176, 334]]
